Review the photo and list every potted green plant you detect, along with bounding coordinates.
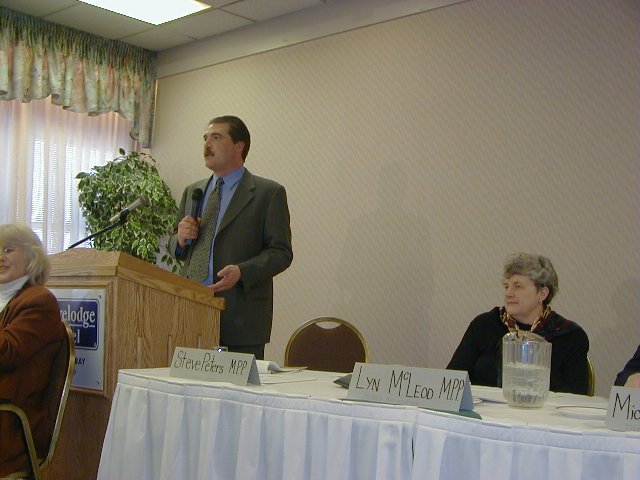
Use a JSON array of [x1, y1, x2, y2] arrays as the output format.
[[76, 149, 181, 272]]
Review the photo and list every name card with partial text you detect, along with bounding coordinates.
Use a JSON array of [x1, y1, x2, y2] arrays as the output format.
[[170, 347, 260, 385], [606, 387, 640, 431], [347, 363, 473, 412]]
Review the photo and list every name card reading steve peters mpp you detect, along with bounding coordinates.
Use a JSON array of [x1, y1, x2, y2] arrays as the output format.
[[606, 386, 640, 432], [347, 363, 473, 412], [170, 347, 260, 386]]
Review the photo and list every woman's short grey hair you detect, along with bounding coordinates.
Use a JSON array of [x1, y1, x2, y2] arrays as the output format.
[[502, 252, 559, 306], [0, 224, 51, 285]]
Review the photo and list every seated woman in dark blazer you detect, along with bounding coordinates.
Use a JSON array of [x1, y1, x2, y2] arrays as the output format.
[[447, 252, 590, 394], [615, 345, 640, 388], [0, 224, 66, 477]]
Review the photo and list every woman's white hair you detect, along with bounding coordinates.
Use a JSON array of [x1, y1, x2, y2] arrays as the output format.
[[0, 224, 51, 285]]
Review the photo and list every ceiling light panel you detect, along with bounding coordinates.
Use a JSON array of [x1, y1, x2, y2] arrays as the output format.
[[78, 0, 211, 25]]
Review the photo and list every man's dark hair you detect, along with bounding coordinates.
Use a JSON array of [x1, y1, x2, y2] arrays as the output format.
[[210, 115, 251, 160]]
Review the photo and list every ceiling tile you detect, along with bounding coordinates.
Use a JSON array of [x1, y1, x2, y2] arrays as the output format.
[[123, 28, 195, 52], [163, 8, 253, 40], [196, 0, 237, 7], [222, 0, 323, 22], [1, 0, 77, 17]]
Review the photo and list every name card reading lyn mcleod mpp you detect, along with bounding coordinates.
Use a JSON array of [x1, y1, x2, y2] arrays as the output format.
[[170, 347, 260, 386], [606, 387, 640, 432], [347, 363, 473, 412]]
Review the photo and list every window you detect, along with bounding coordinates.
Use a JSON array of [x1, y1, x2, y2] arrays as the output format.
[[0, 98, 135, 252]]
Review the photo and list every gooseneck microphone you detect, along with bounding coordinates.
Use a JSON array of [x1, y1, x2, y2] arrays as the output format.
[[190, 188, 204, 219], [68, 194, 150, 249], [108, 194, 150, 223]]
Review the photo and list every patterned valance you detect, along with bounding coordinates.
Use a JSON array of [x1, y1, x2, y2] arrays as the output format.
[[0, 7, 157, 147]]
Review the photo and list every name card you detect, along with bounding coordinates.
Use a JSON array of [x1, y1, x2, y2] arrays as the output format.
[[170, 347, 260, 386], [606, 387, 640, 431], [347, 363, 473, 412]]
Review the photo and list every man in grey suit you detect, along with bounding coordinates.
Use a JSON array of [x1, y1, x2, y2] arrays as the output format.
[[169, 116, 293, 359]]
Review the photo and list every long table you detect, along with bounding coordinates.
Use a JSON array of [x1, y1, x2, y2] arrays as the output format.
[[97, 368, 639, 480]]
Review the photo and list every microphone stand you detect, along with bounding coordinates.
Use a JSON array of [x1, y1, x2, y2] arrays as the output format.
[[67, 214, 128, 249]]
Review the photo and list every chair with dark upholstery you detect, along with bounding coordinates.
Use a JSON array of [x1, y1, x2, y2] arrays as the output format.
[[284, 317, 369, 373], [0, 323, 75, 480]]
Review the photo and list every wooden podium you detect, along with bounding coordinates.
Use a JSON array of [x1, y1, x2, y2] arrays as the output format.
[[42, 249, 224, 480]]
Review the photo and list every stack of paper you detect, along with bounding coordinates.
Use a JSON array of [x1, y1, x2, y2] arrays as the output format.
[[256, 360, 306, 375]]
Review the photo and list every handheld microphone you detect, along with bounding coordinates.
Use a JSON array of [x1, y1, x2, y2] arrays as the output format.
[[190, 188, 204, 219], [185, 188, 204, 248], [108, 194, 150, 223]]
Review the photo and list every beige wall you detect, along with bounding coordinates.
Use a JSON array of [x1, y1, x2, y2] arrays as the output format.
[[151, 0, 638, 396]]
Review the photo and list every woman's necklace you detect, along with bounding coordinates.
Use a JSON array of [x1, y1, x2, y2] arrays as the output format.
[[501, 306, 551, 337]]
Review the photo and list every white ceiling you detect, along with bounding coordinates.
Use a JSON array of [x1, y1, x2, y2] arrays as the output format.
[[0, 0, 336, 52]]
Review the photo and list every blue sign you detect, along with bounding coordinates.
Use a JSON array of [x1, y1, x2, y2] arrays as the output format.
[[51, 288, 105, 392], [58, 299, 100, 350]]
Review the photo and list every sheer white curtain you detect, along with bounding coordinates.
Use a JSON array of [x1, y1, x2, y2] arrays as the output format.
[[0, 98, 135, 253]]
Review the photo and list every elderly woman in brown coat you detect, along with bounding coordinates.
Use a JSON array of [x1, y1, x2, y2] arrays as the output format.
[[0, 224, 65, 477]]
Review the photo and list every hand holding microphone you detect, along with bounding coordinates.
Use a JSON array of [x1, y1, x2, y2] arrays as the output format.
[[177, 188, 203, 248]]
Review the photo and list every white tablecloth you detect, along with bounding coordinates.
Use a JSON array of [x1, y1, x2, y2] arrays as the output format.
[[97, 369, 639, 480], [412, 386, 640, 480]]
